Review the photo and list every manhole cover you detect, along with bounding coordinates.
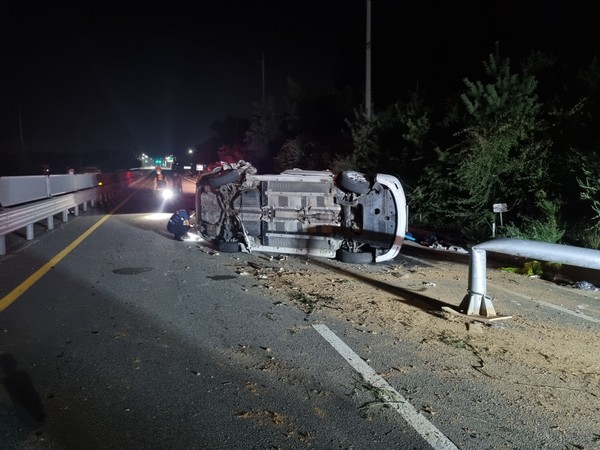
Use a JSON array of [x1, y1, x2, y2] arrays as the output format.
[[112, 267, 154, 275]]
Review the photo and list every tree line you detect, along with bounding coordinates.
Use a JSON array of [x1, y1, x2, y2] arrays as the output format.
[[208, 47, 600, 249]]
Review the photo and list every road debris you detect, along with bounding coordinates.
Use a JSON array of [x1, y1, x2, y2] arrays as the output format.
[[574, 280, 599, 291]]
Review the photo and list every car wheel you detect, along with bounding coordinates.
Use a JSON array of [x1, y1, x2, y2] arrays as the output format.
[[217, 240, 240, 253], [338, 171, 371, 194], [336, 249, 373, 264], [207, 169, 241, 189]]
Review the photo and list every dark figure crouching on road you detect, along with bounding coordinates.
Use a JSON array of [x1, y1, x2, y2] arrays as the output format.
[[167, 209, 196, 241]]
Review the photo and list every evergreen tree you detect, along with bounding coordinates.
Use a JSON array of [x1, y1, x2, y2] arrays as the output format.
[[209, 115, 250, 146], [273, 82, 341, 172], [338, 108, 379, 174], [376, 90, 432, 188], [413, 53, 553, 240], [273, 136, 305, 172], [244, 97, 281, 173]]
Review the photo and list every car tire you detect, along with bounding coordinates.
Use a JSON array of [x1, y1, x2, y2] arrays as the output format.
[[338, 171, 371, 194], [207, 169, 241, 189], [217, 240, 240, 253], [337, 249, 373, 264]]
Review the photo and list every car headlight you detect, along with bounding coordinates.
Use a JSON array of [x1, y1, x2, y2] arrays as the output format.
[[162, 189, 174, 200]]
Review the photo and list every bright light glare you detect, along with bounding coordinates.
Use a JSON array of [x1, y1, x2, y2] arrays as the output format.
[[143, 213, 171, 221], [162, 189, 174, 200], [183, 233, 204, 242]]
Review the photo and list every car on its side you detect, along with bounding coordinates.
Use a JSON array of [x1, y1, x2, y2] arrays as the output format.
[[195, 160, 408, 263]]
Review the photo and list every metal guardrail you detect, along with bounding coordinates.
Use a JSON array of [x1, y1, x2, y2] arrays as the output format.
[[0, 174, 101, 207], [0, 171, 147, 255], [459, 238, 600, 318]]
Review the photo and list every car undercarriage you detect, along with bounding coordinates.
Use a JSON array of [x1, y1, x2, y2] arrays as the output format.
[[196, 161, 407, 263]]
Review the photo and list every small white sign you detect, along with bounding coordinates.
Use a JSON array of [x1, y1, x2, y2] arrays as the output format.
[[493, 203, 508, 213]]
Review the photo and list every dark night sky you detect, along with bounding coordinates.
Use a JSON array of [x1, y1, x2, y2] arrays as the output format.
[[1, 1, 599, 163]]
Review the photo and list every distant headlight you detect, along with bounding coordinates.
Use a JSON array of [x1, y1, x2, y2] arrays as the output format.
[[162, 189, 174, 200]]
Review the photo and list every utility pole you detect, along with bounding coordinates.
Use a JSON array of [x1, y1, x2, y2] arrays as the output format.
[[365, 0, 372, 120]]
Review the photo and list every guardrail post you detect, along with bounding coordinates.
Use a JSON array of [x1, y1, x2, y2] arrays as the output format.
[[458, 247, 497, 317], [62, 210, 68, 222], [47, 215, 54, 230], [74, 205, 79, 216], [26, 224, 34, 240], [82, 202, 88, 212], [0, 236, 5, 255]]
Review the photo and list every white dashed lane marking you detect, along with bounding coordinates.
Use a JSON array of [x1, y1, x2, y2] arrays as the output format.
[[312, 324, 459, 450]]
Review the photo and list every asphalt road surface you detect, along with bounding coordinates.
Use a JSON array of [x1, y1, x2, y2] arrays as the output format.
[[1, 176, 598, 449]]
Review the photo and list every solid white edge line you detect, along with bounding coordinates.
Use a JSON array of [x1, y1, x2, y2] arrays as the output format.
[[490, 283, 600, 324], [312, 324, 458, 450], [530, 298, 600, 323]]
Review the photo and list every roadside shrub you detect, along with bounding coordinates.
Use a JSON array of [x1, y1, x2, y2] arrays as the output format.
[[582, 227, 600, 249], [274, 137, 309, 172], [500, 198, 565, 243], [577, 162, 600, 248]]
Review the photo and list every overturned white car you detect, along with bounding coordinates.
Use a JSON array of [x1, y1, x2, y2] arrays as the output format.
[[195, 161, 408, 263]]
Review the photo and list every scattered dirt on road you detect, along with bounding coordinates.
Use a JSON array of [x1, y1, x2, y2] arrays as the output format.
[[212, 242, 600, 443]]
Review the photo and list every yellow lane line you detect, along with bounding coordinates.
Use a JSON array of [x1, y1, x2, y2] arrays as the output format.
[[0, 191, 135, 312]]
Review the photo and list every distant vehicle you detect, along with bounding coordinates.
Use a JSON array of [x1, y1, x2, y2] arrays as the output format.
[[159, 188, 175, 201], [195, 161, 408, 263], [81, 166, 101, 173]]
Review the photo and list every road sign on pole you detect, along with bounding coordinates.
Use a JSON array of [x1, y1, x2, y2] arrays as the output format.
[[492, 203, 508, 229]]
